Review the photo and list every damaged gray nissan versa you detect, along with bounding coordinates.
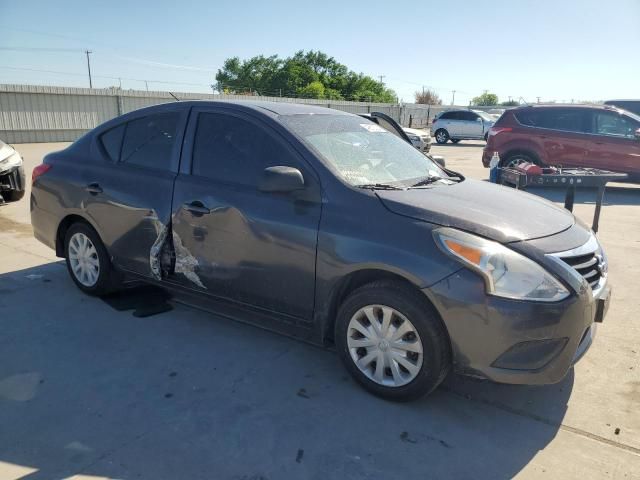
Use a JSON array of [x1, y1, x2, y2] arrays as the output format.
[[30, 101, 611, 401]]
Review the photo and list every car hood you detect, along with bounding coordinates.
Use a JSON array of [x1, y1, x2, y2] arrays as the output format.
[[376, 179, 575, 243]]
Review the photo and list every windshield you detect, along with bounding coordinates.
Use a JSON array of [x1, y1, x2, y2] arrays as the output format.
[[475, 111, 494, 122], [281, 114, 445, 187]]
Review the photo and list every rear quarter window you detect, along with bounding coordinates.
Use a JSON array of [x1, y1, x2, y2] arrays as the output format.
[[99, 124, 125, 161]]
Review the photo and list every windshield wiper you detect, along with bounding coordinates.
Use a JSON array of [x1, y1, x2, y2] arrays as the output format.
[[410, 175, 448, 187], [356, 183, 404, 190]]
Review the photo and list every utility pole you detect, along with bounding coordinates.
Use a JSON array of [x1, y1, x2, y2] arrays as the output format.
[[378, 75, 385, 84], [145, 80, 149, 92], [451, 90, 456, 105], [536, 96, 541, 104], [118, 77, 122, 89], [84, 50, 93, 88]]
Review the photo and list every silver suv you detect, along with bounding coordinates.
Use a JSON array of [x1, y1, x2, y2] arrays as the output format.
[[431, 109, 495, 144]]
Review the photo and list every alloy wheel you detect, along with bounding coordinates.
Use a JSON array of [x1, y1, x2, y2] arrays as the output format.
[[347, 305, 424, 387], [68, 232, 100, 287]]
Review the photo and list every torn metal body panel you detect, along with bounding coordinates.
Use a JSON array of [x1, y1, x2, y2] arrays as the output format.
[[172, 230, 206, 289], [149, 221, 169, 281]]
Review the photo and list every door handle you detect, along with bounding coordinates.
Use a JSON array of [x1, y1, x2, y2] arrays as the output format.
[[183, 201, 211, 215], [85, 182, 103, 194]]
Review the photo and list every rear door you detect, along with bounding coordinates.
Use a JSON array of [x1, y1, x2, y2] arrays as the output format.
[[588, 110, 640, 175], [84, 107, 188, 277], [170, 107, 322, 320], [442, 111, 462, 137], [537, 108, 591, 167]]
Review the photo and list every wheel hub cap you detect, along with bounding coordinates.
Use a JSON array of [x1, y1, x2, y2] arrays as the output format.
[[347, 305, 424, 387], [68, 232, 100, 287]]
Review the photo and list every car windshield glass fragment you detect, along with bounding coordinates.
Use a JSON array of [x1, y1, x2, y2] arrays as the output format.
[[281, 114, 445, 187]]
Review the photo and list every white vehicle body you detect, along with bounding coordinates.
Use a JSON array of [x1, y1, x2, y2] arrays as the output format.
[[402, 127, 432, 152], [430, 109, 495, 143]]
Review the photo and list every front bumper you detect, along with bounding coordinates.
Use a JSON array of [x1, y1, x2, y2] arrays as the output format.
[[424, 268, 608, 385], [0, 165, 26, 193]]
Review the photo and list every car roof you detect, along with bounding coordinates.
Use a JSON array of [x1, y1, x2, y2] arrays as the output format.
[[511, 103, 618, 111], [125, 100, 351, 118]]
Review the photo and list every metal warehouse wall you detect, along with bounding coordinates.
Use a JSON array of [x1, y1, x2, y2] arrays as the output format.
[[0, 84, 480, 143]]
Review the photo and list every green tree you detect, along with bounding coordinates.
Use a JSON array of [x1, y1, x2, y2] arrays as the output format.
[[501, 100, 519, 106], [471, 92, 499, 106], [215, 50, 396, 103], [298, 81, 326, 99]]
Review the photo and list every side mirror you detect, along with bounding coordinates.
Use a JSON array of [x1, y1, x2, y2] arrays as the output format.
[[259, 166, 305, 193], [476, 117, 483, 122], [431, 155, 446, 168]]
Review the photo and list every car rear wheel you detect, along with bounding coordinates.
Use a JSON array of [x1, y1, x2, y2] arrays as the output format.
[[64, 223, 116, 296], [434, 129, 449, 144], [501, 152, 540, 169], [335, 281, 451, 401]]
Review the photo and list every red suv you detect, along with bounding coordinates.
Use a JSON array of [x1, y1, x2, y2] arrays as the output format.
[[483, 105, 640, 180]]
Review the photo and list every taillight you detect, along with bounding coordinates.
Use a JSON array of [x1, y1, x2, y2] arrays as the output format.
[[32, 164, 52, 185], [489, 127, 512, 136]]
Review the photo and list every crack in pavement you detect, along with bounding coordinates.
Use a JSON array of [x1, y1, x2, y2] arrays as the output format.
[[441, 386, 640, 457]]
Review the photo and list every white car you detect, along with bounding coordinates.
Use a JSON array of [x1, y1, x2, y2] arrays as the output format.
[[402, 127, 432, 152], [0, 140, 25, 203], [430, 109, 495, 144]]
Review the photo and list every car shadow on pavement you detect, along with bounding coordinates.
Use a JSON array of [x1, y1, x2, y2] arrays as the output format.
[[0, 261, 573, 480]]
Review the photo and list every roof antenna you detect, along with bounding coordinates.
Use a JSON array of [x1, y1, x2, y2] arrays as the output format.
[[168, 92, 180, 102]]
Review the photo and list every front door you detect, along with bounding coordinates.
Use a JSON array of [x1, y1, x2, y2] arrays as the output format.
[[588, 110, 640, 175], [170, 107, 322, 320]]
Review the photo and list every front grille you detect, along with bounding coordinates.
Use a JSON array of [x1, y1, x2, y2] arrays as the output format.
[[559, 251, 603, 289]]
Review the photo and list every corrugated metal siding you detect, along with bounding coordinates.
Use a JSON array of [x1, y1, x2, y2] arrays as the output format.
[[0, 84, 462, 143]]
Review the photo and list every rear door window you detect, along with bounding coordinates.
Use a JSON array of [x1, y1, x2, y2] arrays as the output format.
[[550, 109, 589, 133], [191, 112, 298, 187], [100, 124, 125, 162], [120, 113, 179, 170]]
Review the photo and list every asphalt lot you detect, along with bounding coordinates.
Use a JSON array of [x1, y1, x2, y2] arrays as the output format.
[[1, 141, 639, 480]]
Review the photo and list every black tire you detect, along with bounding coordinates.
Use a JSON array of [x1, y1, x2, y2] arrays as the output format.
[[335, 281, 451, 401], [451, 139, 461, 144], [501, 151, 541, 169], [64, 223, 117, 296], [434, 129, 449, 144], [2, 189, 25, 202]]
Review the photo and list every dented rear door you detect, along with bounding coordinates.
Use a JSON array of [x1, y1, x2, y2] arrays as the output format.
[[84, 106, 189, 278], [169, 107, 322, 321]]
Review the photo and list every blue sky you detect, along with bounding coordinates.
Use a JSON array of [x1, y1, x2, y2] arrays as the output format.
[[1, 0, 638, 105]]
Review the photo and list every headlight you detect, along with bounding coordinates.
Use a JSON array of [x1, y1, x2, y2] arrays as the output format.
[[0, 152, 22, 171], [433, 228, 569, 302], [408, 135, 421, 142]]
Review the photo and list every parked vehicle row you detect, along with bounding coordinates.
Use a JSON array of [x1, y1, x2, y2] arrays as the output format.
[[31, 100, 610, 401], [430, 109, 495, 144], [483, 104, 640, 179]]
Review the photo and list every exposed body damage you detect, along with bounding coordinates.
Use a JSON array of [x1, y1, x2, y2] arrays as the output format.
[[172, 229, 206, 289], [149, 219, 206, 289]]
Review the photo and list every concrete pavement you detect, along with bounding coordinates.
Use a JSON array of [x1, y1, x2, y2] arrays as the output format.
[[0, 142, 638, 479]]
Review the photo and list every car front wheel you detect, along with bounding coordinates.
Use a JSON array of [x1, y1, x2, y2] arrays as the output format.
[[64, 223, 116, 295], [336, 281, 451, 401], [434, 129, 449, 144]]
